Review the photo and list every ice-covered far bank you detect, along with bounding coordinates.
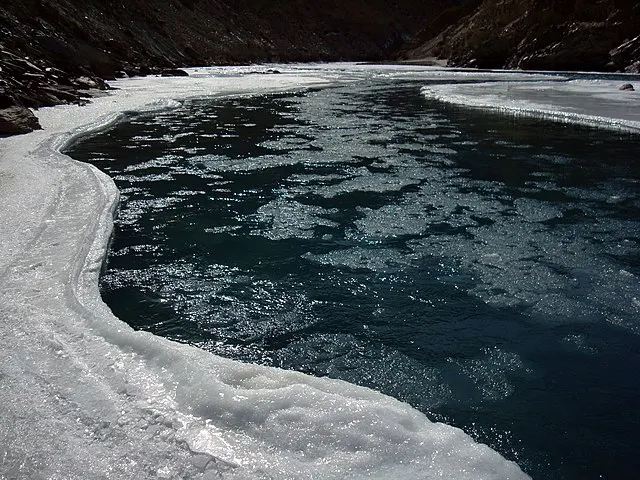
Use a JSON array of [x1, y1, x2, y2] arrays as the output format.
[[0, 65, 530, 479], [422, 77, 640, 132]]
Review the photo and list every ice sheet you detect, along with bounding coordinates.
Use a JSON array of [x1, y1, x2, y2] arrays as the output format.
[[0, 65, 532, 479], [422, 77, 640, 131]]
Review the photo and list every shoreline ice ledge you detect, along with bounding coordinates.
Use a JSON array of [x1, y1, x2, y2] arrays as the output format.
[[422, 77, 640, 132], [0, 66, 529, 479]]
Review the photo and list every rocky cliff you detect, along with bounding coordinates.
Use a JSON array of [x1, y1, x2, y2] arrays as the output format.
[[1, 0, 442, 134], [398, 0, 640, 72]]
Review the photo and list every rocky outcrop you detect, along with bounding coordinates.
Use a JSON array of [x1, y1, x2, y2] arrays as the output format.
[[610, 35, 640, 73], [398, 0, 640, 72], [0, 46, 110, 134], [0, 106, 41, 135], [160, 69, 189, 77], [0, 49, 108, 108]]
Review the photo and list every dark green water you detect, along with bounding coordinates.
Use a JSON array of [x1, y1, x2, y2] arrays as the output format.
[[68, 80, 640, 479]]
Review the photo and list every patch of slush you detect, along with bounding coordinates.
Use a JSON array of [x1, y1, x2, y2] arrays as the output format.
[[251, 198, 338, 240], [447, 348, 526, 403], [303, 247, 414, 272], [354, 202, 430, 239], [315, 168, 421, 199], [0, 65, 531, 479], [406, 186, 640, 332]]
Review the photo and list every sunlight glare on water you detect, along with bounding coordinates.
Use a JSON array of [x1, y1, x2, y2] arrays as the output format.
[[68, 78, 640, 480]]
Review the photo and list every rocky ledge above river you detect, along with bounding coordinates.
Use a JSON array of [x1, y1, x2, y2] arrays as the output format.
[[398, 0, 640, 72]]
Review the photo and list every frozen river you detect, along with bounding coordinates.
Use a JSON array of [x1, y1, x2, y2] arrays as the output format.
[[2, 64, 639, 479]]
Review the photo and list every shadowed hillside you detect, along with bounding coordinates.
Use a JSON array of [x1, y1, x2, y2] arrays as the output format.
[[398, 0, 640, 72], [0, 0, 448, 133]]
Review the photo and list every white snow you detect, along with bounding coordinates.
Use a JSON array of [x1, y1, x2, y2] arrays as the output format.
[[422, 75, 640, 131], [0, 64, 546, 479]]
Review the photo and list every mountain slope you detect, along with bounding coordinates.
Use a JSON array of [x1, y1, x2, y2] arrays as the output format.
[[0, 0, 451, 133], [398, 0, 640, 72]]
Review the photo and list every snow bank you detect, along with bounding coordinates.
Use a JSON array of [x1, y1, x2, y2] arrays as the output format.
[[0, 65, 529, 479], [422, 76, 640, 132]]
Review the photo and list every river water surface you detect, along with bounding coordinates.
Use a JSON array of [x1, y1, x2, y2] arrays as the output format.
[[68, 76, 640, 479]]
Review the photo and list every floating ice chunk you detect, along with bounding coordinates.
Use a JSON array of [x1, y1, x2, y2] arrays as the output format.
[[316, 170, 421, 198], [303, 247, 413, 272], [251, 197, 337, 240], [354, 202, 429, 239]]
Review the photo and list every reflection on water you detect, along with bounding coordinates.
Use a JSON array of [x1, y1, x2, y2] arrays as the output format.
[[68, 80, 640, 480]]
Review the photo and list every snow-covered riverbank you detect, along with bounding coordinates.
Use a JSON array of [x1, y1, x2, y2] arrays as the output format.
[[422, 75, 640, 132], [0, 65, 538, 479]]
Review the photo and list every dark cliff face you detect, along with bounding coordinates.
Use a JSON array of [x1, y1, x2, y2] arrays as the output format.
[[0, 0, 446, 133], [1, 0, 440, 74], [398, 0, 640, 72]]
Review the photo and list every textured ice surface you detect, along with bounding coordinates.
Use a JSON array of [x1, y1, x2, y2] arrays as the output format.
[[0, 64, 571, 479], [422, 76, 640, 131], [252, 198, 338, 240]]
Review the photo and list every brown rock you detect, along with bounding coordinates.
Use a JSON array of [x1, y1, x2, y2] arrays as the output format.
[[0, 91, 17, 109], [40, 86, 81, 103], [0, 106, 41, 135], [619, 83, 635, 91], [160, 69, 189, 77]]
